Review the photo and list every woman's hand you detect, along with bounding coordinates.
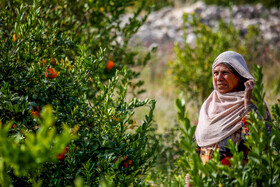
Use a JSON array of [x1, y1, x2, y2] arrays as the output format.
[[244, 79, 255, 108]]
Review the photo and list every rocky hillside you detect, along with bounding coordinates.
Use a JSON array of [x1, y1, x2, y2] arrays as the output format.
[[125, 1, 280, 53]]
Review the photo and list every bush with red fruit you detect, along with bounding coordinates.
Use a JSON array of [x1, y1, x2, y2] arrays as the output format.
[[0, 0, 156, 186]]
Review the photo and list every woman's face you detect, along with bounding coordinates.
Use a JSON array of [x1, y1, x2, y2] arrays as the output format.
[[213, 64, 240, 93]]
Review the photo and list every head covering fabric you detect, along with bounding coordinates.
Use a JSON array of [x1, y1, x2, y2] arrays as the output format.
[[195, 51, 254, 147], [212, 51, 255, 81]]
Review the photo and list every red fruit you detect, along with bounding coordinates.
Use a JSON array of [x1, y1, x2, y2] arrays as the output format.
[[106, 60, 115, 70], [31, 110, 40, 117], [13, 34, 20, 42], [123, 160, 133, 168], [221, 156, 232, 167], [57, 146, 69, 161], [31, 106, 40, 118], [41, 59, 46, 67], [122, 156, 133, 168], [122, 156, 128, 161], [45, 66, 58, 79], [13, 34, 17, 42]]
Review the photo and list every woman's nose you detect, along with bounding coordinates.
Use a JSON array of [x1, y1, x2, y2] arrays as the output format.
[[217, 73, 224, 80]]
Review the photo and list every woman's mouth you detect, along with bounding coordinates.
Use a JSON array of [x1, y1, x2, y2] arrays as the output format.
[[217, 84, 227, 88]]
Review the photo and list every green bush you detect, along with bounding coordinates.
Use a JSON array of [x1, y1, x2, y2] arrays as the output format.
[[0, 0, 157, 186], [169, 13, 262, 110], [1, 0, 154, 97], [176, 65, 280, 186], [0, 105, 75, 186]]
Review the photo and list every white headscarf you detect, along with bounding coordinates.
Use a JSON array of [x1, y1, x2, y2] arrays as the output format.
[[195, 51, 255, 147]]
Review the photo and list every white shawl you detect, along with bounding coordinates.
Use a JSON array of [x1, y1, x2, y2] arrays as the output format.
[[195, 51, 255, 147]]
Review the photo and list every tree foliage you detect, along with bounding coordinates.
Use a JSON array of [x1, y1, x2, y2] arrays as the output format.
[[0, 0, 157, 185]]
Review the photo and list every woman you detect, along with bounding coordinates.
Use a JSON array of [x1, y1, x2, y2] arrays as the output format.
[[194, 51, 271, 165]]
